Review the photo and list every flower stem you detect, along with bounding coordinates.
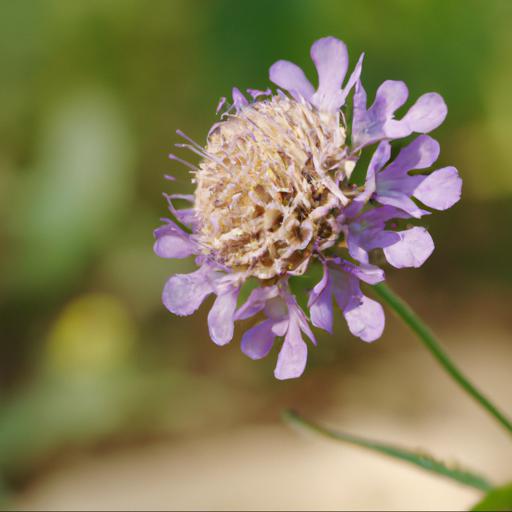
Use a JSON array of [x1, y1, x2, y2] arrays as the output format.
[[372, 282, 512, 436], [283, 410, 493, 491]]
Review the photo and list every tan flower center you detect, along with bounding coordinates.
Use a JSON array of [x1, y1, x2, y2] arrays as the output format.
[[195, 95, 353, 280]]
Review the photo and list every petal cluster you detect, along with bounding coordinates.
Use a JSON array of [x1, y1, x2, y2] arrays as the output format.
[[155, 36, 461, 379]]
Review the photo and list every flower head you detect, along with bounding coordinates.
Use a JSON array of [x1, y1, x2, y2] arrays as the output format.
[[155, 36, 461, 379]]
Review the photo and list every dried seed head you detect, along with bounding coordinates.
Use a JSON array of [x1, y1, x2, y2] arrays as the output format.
[[195, 95, 354, 280]]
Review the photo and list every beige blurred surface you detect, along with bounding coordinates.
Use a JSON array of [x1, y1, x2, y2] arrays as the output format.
[[17, 321, 512, 511]]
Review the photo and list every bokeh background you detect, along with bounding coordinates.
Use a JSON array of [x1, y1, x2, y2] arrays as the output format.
[[1, 0, 511, 510]]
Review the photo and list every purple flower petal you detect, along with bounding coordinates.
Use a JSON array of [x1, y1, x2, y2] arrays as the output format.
[[164, 194, 198, 229], [350, 263, 386, 285], [338, 53, 365, 106], [309, 292, 333, 334], [308, 265, 333, 333], [352, 80, 410, 148], [383, 227, 434, 269], [232, 87, 249, 110], [371, 136, 459, 217], [344, 296, 385, 342], [235, 285, 279, 321], [402, 93, 447, 133], [413, 166, 462, 211], [331, 267, 357, 311], [344, 140, 390, 218], [357, 204, 410, 224], [366, 139, 392, 182], [374, 192, 427, 219], [352, 80, 369, 137], [307, 261, 386, 345], [269, 60, 315, 102], [291, 299, 317, 345], [247, 87, 272, 99], [381, 135, 440, 180], [216, 97, 226, 114], [272, 318, 289, 337], [274, 315, 308, 380], [264, 294, 289, 322], [162, 266, 214, 316], [376, 80, 410, 115], [347, 234, 372, 264], [208, 286, 240, 346], [326, 264, 385, 342], [352, 81, 447, 149], [153, 221, 196, 259], [310, 37, 348, 111], [346, 206, 401, 263], [241, 319, 278, 360], [383, 119, 413, 140]]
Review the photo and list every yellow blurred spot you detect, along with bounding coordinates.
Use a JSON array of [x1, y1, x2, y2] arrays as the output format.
[[46, 293, 135, 373]]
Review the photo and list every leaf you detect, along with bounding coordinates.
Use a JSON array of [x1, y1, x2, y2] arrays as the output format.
[[471, 483, 512, 511], [283, 409, 493, 492]]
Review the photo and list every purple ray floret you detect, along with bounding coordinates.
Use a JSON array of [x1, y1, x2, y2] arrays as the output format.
[[352, 80, 447, 150]]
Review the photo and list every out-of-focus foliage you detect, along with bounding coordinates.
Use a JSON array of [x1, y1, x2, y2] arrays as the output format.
[[0, 0, 512, 500], [472, 482, 512, 511], [8, 90, 135, 295]]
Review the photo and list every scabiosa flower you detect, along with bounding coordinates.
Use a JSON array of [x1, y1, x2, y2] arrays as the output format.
[[154, 37, 462, 379]]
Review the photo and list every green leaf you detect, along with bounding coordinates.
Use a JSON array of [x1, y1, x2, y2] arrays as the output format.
[[283, 410, 493, 492], [471, 483, 512, 511]]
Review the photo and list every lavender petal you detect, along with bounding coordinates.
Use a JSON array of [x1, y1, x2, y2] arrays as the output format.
[[274, 316, 308, 380], [269, 60, 315, 102], [232, 87, 249, 110], [403, 92, 447, 133], [310, 36, 348, 111], [235, 285, 279, 321], [153, 221, 196, 259], [381, 135, 440, 179], [413, 166, 462, 211], [374, 192, 427, 219], [383, 227, 435, 269], [344, 296, 385, 342], [308, 265, 334, 333], [241, 319, 278, 360], [338, 52, 365, 106], [208, 286, 240, 346], [162, 266, 214, 316]]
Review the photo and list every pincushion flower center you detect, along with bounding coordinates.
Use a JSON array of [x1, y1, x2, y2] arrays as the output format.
[[195, 95, 352, 280]]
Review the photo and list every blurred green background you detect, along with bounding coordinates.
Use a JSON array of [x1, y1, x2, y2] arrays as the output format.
[[1, 0, 511, 509]]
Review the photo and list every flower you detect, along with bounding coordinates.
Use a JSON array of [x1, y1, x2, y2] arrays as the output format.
[[154, 36, 461, 379]]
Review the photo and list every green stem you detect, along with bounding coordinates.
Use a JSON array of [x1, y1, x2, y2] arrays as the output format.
[[283, 410, 493, 491], [372, 282, 512, 436]]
